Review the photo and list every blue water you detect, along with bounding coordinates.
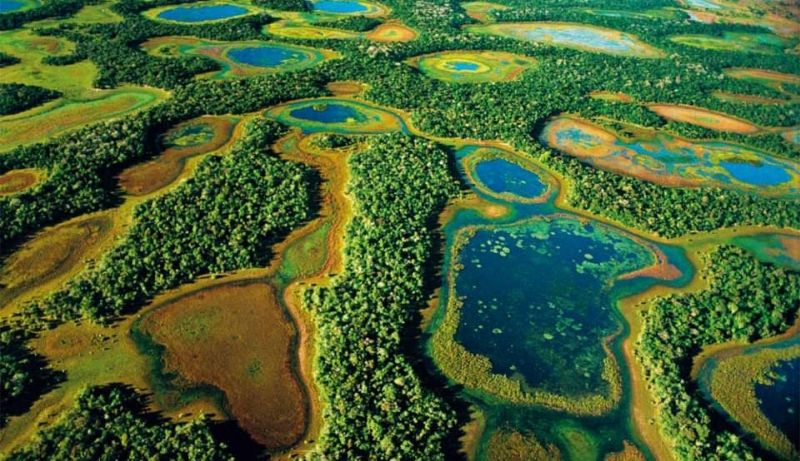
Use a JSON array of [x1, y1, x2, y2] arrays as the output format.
[[0, 0, 25, 13], [314, 0, 367, 14], [755, 357, 800, 448], [508, 25, 642, 54], [453, 218, 653, 396], [720, 161, 791, 186], [227, 46, 303, 67], [474, 159, 546, 199], [290, 103, 365, 124], [157, 4, 249, 22], [448, 61, 480, 71]]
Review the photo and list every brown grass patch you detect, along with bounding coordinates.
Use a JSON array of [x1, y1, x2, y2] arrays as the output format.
[[648, 104, 761, 134], [118, 116, 237, 196], [139, 280, 307, 449], [0, 168, 44, 196], [366, 21, 417, 42]]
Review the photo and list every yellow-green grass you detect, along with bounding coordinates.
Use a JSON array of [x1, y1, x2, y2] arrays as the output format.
[[28, 2, 122, 26], [670, 32, 787, 54], [142, 1, 261, 24], [140, 36, 337, 79], [461, 2, 509, 23], [137, 280, 308, 449], [406, 50, 536, 84], [0, 86, 168, 151], [0, 167, 44, 196], [264, 20, 362, 40], [0, 29, 96, 97], [265, 97, 406, 134], [704, 341, 799, 460], [483, 428, 561, 461], [590, 91, 634, 103], [465, 22, 664, 58], [648, 103, 762, 134], [118, 115, 239, 196]]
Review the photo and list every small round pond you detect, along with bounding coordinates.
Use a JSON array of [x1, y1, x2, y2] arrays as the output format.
[[152, 2, 251, 23], [265, 98, 406, 134]]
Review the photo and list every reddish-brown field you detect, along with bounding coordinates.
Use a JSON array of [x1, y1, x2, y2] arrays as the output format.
[[138, 281, 307, 449], [118, 116, 238, 196], [0, 169, 43, 196]]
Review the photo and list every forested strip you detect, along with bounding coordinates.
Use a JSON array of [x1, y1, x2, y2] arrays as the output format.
[[24, 119, 317, 324], [541, 152, 800, 238], [636, 246, 800, 460], [0, 83, 61, 116], [0, 74, 324, 252], [304, 134, 459, 459], [6, 385, 234, 461]]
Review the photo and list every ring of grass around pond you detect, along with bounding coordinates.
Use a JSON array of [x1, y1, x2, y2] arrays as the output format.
[[141, 36, 335, 79], [461, 2, 509, 23], [431, 215, 674, 415], [670, 32, 787, 54], [647, 104, 762, 134], [460, 146, 556, 203], [365, 21, 417, 42], [311, 0, 387, 17], [539, 115, 800, 198], [0, 0, 39, 14], [143, 1, 259, 24], [730, 233, 800, 272], [696, 337, 800, 459], [406, 51, 536, 83], [135, 280, 308, 449], [265, 97, 406, 134], [465, 22, 664, 58], [0, 168, 44, 196], [0, 87, 167, 151], [118, 116, 239, 196]]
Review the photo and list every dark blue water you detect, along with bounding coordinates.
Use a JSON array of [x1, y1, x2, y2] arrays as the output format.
[[157, 4, 248, 22], [474, 159, 546, 199], [0, 0, 25, 13], [228, 46, 302, 67], [453, 218, 653, 396], [449, 61, 480, 71], [720, 160, 791, 186], [314, 0, 367, 13], [289, 103, 365, 124], [755, 358, 800, 448]]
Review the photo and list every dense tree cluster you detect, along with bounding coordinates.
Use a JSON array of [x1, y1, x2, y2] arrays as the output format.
[[6, 385, 234, 461], [0, 327, 64, 427], [0, 83, 62, 116], [0, 0, 87, 30], [541, 151, 800, 238], [304, 134, 459, 459], [26, 119, 317, 323], [0, 51, 20, 67], [637, 246, 800, 460], [251, 0, 310, 12]]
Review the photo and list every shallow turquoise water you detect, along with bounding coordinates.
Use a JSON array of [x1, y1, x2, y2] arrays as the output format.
[[684, 0, 721, 9], [157, 4, 249, 22], [0, 0, 24, 13], [228, 46, 303, 67], [473, 158, 546, 199], [756, 357, 800, 448], [289, 103, 365, 124], [314, 0, 367, 14]]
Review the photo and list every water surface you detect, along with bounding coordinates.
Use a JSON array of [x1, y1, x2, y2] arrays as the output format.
[[157, 4, 249, 22]]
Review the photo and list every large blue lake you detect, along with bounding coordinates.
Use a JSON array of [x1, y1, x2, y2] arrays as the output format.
[[157, 4, 249, 22]]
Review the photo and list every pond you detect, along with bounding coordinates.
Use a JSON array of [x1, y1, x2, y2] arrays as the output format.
[[265, 98, 406, 134], [539, 116, 800, 198], [407, 50, 536, 83], [155, 3, 249, 23], [756, 357, 800, 449], [465, 22, 663, 58], [473, 158, 547, 199]]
